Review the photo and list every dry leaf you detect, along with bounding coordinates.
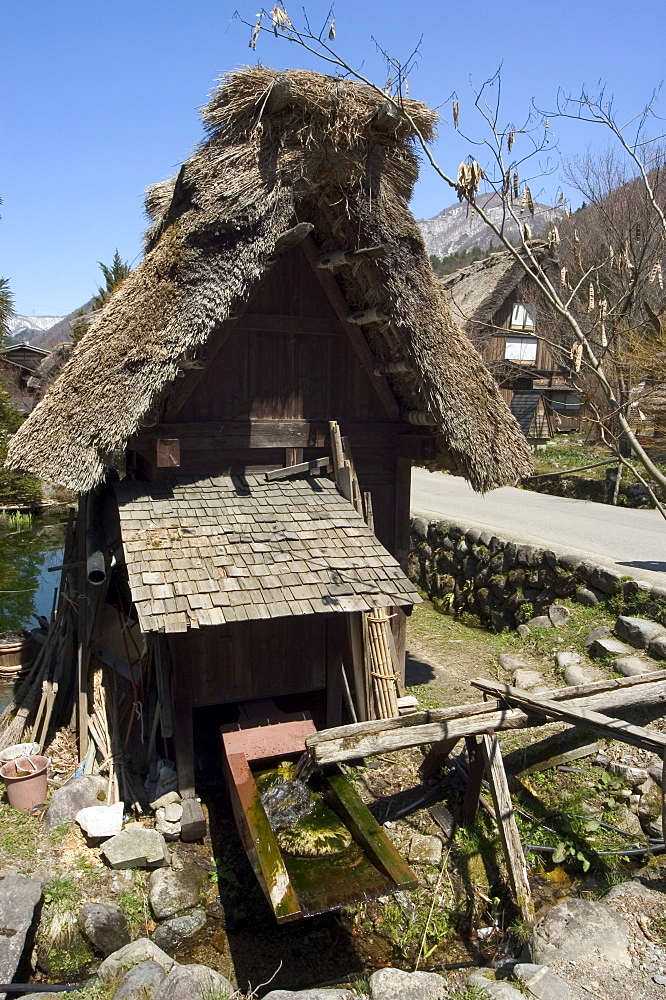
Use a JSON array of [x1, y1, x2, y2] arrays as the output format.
[[507, 131, 514, 152], [249, 14, 261, 49], [453, 100, 459, 130], [328, 19, 335, 39], [270, 5, 292, 34]]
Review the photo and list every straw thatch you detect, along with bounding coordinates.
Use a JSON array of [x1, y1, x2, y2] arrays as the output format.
[[7, 66, 532, 492]]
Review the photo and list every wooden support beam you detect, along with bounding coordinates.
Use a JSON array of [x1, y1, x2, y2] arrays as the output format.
[[264, 456, 330, 482], [135, 419, 401, 451], [462, 736, 485, 825], [305, 674, 666, 765], [419, 737, 460, 779], [481, 734, 535, 925], [473, 679, 666, 755]]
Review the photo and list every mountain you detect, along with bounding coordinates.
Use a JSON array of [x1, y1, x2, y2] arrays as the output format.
[[6, 300, 95, 350], [417, 192, 561, 259], [6, 314, 63, 345]]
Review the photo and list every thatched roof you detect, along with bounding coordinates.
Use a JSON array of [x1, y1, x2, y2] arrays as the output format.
[[440, 248, 542, 339], [7, 67, 532, 493]]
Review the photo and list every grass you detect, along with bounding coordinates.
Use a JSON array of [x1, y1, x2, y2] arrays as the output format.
[[117, 870, 150, 935], [530, 433, 609, 479], [0, 802, 43, 870]]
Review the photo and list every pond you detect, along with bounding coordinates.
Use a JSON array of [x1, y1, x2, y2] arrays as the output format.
[[0, 512, 66, 712]]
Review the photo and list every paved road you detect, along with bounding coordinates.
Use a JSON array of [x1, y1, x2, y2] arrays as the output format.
[[411, 468, 666, 588]]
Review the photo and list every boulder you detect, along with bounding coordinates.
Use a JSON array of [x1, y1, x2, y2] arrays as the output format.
[[78, 901, 130, 955], [613, 655, 654, 677], [102, 827, 169, 869], [648, 635, 666, 660], [76, 801, 124, 841], [575, 588, 599, 607], [555, 651, 581, 669], [516, 625, 532, 639], [588, 566, 622, 595], [155, 963, 233, 1000], [369, 967, 448, 1000], [45, 775, 108, 830], [615, 615, 666, 649], [151, 907, 207, 951], [467, 970, 524, 999], [512, 963, 571, 1000], [149, 867, 204, 921], [548, 605, 571, 627], [0, 871, 42, 996], [408, 833, 443, 865], [526, 616, 552, 629], [528, 898, 631, 967], [588, 636, 632, 659], [155, 808, 181, 841], [412, 517, 429, 540], [98, 938, 176, 981], [513, 669, 545, 690], [114, 961, 167, 1000], [498, 654, 526, 672], [563, 664, 588, 686], [584, 626, 611, 647], [264, 992, 354, 1000], [163, 802, 183, 823]]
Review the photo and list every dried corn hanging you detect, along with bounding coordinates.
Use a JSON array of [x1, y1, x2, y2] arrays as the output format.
[[452, 99, 459, 129], [599, 299, 608, 347], [507, 130, 514, 152], [587, 283, 595, 313], [650, 261, 664, 289], [560, 265, 569, 289], [513, 171, 519, 200], [571, 342, 583, 373]]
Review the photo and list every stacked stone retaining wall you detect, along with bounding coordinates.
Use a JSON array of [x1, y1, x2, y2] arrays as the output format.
[[409, 516, 666, 632]]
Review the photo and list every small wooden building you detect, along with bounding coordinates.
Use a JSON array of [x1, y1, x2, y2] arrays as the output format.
[[8, 68, 531, 820], [0, 342, 49, 414], [441, 250, 583, 446]]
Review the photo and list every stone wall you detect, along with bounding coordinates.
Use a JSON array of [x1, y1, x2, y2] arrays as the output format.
[[409, 516, 666, 632]]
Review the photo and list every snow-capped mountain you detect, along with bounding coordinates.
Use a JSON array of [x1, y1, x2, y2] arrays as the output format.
[[417, 192, 561, 258], [6, 314, 63, 344]]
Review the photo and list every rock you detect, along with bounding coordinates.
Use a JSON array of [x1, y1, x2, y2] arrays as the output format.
[[102, 827, 169, 869], [0, 871, 42, 996], [575, 587, 599, 607], [412, 517, 429, 540], [45, 775, 108, 830], [156, 963, 233, 1000], [603, 879, 660, 903], [150, 791, 181, 811], [155, 808, 181, 841], [149, 866, 204, 921], [369, 967, 448, 1000], [76, 801, 124, 841], [513, 963, 571, 1000], [607, 760, 648, 787], [467, 970, 524, 999], [615, 615, 666, 649], [613, 655, 654, 677], [498, 654, 525, 672], [114, 961, 167, 1000], [517, 624, 532, 639], [513, 669, 545, 689], [526, 616, 552, 628], [584, 626, 611, 647], [528, 898, 631, 968], [408, 833, 443, 865], [78, 901, 130, 955], [647, 757, 664, 783], [98, 938, 176, 981], [151, 907, 207, 951], [555, 651, 581, 669], [588, 636, 633, 658], [563, 665, 588, 686], [163, 802, 183, 823], [613, 804, 645, 837], [588, 566, 622, 595], [548, 605, 571, 627], [648, 635, 666, 660], [264, 992, 354, 1000], [653, 975, 666, 986]]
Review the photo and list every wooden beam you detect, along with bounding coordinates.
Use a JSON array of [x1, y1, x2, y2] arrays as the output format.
[[481, 735, 535, 925], [473, 679, 666, 755], [299, 238, 401, 419], [237, 313, 344, 336], [133, 419, 400, 451], [419, 737, 460, 779], [462, 736, 485, 825], [264, 456, 330, 482], [305, 675, 666, 765]]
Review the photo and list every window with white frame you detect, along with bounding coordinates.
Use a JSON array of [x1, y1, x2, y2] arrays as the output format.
[[505, 336, 538, 362], [511, 302, 536, 331]]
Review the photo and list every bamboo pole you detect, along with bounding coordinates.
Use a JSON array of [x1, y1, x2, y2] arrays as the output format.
[[366, 610, 399, 718]]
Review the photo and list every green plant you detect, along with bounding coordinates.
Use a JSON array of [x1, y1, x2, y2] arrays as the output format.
[[449, 986, 489, 1000], [117, 871, 150, 935], [510, 917, 533, 944], [43, 874, 81, 907], [5, 511, 33, 531]]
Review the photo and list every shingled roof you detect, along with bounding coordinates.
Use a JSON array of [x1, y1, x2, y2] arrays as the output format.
[[113, 473, 421, 633], [7, 66, 533, 493]]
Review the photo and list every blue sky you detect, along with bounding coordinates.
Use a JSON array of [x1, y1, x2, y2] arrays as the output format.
[[2, 0, 665, 315]]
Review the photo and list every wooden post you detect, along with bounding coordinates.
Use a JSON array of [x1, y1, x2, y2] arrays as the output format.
[[346, 613, 368, 722], [419, 737, 460, 779], [481, 734, 535, 926], [76, 496, 89, 759], [462, 735, 485, 825]]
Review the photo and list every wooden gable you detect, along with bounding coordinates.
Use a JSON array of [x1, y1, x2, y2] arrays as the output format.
[[169, 244, 396, 424]]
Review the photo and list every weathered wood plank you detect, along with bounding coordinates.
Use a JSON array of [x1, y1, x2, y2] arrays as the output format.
[[481, 735, 534, 925], [305, 677, 666, 764], [134, 419, 400, 450], [264, 456, 330, 481], [474, 679, 666, 755]]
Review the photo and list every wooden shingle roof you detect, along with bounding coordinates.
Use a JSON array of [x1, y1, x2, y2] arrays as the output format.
[[113, 474, 421, 633]]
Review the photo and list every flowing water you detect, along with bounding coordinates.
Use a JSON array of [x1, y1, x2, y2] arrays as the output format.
[[0, 514, 65, 711]]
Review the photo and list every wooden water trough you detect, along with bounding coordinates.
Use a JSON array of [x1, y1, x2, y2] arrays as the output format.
[[220, 712, 417, 923]]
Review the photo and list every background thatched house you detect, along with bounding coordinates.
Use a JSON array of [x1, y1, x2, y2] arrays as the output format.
[[441, 248, 583, 445], [6, 68, 532, 830]]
